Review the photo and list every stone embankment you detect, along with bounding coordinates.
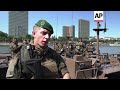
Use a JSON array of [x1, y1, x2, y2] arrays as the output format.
[[0, 42, 22, 45], [0, 42, 10, 45]]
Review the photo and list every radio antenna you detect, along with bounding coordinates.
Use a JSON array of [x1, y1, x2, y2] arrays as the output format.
[[104, 11, 107, 32]]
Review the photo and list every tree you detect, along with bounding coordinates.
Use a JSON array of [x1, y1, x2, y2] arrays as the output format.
[[0, 31, 8, 42], [0, 31, 8, 38], [25, 34, 33, 40]]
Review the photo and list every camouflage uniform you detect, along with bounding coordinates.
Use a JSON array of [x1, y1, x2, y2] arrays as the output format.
[[10, 20, 69, 79], [13, 45, 69, 79], [6, 38, 22, 79], [54, 42, 60, 54], [33, 46, 69, 79], [10, 40, 21, 58], [66, 44, 75, 58], [86, 42, 95, 57], [75, 41, 85, 55]]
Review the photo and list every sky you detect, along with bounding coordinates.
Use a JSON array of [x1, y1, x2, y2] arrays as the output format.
[[0, 11, 120, 38]]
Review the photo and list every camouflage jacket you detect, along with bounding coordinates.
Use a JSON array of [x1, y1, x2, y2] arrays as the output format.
[[14, 45, 69, 79], [10, 43, 22, 58]]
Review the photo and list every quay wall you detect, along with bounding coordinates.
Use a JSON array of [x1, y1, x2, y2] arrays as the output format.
[[0, 42, 22, 45]]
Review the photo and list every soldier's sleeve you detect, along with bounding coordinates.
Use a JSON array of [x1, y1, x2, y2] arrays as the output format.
[[11, 45, 17, 52], [10, 44, 15, 51], [54, 52, 69, 77], [11, 44, 21, 53]]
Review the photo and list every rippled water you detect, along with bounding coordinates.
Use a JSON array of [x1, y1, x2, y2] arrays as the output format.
[[98, 45, 120, 54], [0, 45, 10, 53], [0, 45, 120, 54]]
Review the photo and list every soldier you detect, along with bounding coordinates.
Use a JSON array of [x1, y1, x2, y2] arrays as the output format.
[[9, 38, 21, 58], [86, 42, 96, 58], [59, 42, 66, 56], [12, 20, 70, 79], [66, 44, 75, 58], [22, 39, 28, 45], [54, 41, 60, 53], [6, 38, 22, 79], [75, 38, 85, 55], [29, 39, 34, 45]]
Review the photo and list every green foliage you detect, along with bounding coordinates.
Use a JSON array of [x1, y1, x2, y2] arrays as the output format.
[[0, 31, 8, 38], [25, 34, 32, 40], [0, 31, 33, 42]]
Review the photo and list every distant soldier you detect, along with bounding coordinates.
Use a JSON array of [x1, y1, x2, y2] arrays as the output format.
[[21, 39, 30, 50], [29, 39, 34, 45], [9, 38, 22, 58], [59, 42, 67, 56], [54, 42, 60, 53], [22, 39, 28, 45], [6, 38, 22, 79], [66, 44, 75, 58], [86, 42, 96, 58], [27, 39, 31, 44], [75, 38, 85, 55]]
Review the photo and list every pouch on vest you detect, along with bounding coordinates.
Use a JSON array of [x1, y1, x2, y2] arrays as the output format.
[[20, 45, 46, 79], [20, 45, 31, 73], [25, 59, 42, 79]]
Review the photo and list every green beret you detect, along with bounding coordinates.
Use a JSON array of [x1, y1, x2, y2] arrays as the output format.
[[35, 20, 53, 34]]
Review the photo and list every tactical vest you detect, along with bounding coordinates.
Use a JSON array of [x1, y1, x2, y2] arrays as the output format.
[[14, 44, 61, 79]]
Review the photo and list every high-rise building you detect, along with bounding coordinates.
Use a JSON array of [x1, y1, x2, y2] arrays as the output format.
[[63, 26, 69, 37], [9, 11, 28, 37], [63, 25, 75, 39], [78, 19, 90, 41]]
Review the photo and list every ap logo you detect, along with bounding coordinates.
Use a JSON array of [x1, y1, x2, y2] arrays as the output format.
[[94, 11, 104, 22]]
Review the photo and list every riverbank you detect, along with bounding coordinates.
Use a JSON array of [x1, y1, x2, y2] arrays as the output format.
[[0, 42, 10, 45], [0, 42, 22, 45]]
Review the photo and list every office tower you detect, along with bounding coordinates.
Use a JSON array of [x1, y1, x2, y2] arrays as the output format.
[[63, 25, 75, 39], [9, 11, 28, 37], [78, 19, 90, 41]]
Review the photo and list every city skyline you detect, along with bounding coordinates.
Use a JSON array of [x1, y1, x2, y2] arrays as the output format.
[[0, 11, 120, 38]]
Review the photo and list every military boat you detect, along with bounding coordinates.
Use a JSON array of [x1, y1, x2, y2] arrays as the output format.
[[62, 52, 120, 79], [0, 53, 10, 79]]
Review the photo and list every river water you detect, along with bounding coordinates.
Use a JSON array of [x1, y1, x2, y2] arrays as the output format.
[[0, 45, 10, 53], [0, 45, 120, 55]]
